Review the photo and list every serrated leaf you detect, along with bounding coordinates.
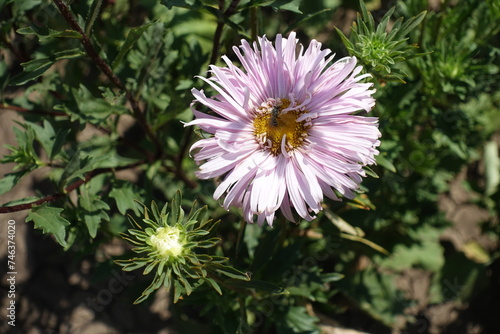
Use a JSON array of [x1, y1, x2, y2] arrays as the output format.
[[79, 190, 110, 238], [26, 204, 70, 247], [62, 84, 128, 125], [109, 180, 143, 216]]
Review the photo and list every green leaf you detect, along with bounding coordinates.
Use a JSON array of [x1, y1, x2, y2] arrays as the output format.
[[204, 277, 222, 295], [9, 48, 85, 85], [269, 0, 302, 14], [50, 128, 71, 161], [160, 0, 223, 19], [59, 84, 128, 125], [17, 26, 82, 41], [112, 21, 154, 69], [9, 59, 52, 86], [358, 0, 374, 32], [334, 27, 355, 54], [85, 0, 103, 36], [169, 190, 183, 225], [209, 263, 250, 281], [376, 153, 397, 173], [109, 180, 143, 216], [79, 190, 110, 238], [28, 120, 69, 161], [282, 306, 318, 333], [320, 272, 344, 283], [284, 8, 331, 35], [161, 0, 192, 10], [226, 279, 285, 294], [29, 120, 56, 160], [375, 6, 396, 35], [58, 149, 95, 189], [26, 204, 70, 247], [395, 11, 427, 40], [363, 165, 379, 178], [324, 209, 364, 236], [0, 196, 39, 207], [340, 233, 390, 255], [0, 170, 30, 196]]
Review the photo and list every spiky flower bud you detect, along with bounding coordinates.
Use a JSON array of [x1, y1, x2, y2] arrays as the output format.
[[116, 191, 249, 303]]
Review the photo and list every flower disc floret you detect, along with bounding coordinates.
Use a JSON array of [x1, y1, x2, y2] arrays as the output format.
[[149, 226, 184, 259]]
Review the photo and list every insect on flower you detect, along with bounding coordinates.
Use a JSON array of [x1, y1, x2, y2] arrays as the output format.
[[269, 105, 280, 127]]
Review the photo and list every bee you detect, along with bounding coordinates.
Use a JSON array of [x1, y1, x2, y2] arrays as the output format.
[[270, 105, 280, 127]]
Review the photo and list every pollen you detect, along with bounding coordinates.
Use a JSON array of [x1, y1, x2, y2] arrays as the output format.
[[253, 98, 311, 156]]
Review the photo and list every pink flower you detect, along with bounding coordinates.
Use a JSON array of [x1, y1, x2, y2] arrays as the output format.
[[186, 32, 380, 226]]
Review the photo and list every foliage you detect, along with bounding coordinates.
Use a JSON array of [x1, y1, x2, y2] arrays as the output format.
[[0, 0, 499, 333]]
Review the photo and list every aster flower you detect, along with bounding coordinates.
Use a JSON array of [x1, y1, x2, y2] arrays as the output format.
[[187, 32, 381, 226]]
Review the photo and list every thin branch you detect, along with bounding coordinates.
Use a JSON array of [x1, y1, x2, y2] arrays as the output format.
[[0, 104, 66, 117], [209, 0, 242, 66], [51, 0, 163, 158], [250, 7, 258, 42], [0, 160, 145, 213]]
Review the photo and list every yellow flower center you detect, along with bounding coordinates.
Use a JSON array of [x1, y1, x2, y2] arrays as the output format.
[[253, 98, 311, 156], [149, 226, 184, 259]]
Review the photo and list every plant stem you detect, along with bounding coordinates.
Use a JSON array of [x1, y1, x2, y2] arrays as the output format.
[[250, 7, 258, 41], [0, 104, 66, 117], [209, 0, 242, 67], [51, 0, 163, 158]]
